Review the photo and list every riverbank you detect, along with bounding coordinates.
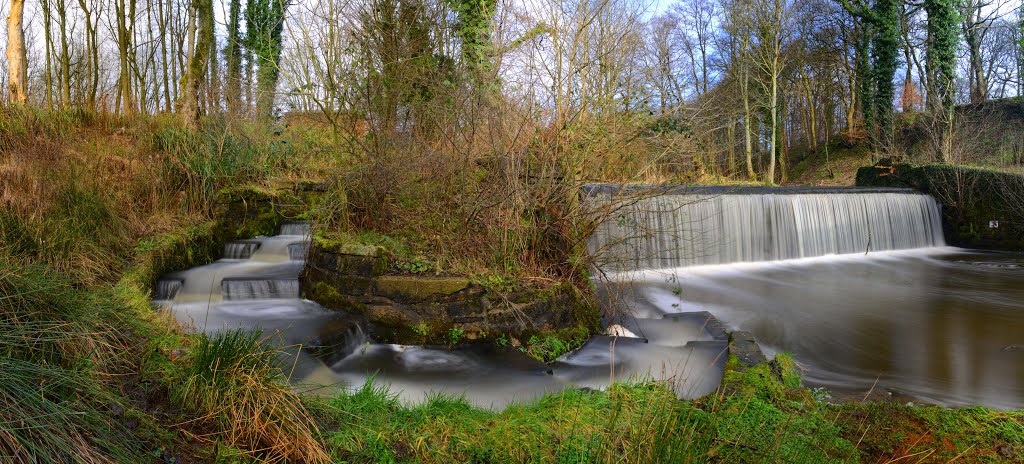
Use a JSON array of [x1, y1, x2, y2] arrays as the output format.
[[1, 110, 1022, 462]]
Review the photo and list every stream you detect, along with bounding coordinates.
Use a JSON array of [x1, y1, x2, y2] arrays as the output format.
[[153, 223, 726, 409]]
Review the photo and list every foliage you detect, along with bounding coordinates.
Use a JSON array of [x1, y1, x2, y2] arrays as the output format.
[[245, 0, 289, 121], [320, 356, 868, 463]]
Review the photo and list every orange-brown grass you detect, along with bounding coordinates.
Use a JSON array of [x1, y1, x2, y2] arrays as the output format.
[[169, 329, 331, 463]]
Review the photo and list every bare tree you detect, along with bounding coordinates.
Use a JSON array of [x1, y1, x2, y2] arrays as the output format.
[[6, 0, 27, 104]]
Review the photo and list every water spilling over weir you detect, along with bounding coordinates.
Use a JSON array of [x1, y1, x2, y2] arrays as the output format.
[[588, 187, 945, 270], [153, 186, 1024, 409], [592, 186, 1024, 409]]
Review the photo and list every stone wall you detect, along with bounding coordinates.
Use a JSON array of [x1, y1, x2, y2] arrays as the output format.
[[856, 161, 1024, 250], [300, 242, 601, 353]]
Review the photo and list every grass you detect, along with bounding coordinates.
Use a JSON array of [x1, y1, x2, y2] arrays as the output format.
[[320, 358, 863, 464], [0, 107, 1021, 463], [165, 329, 331, 463], [318, 353, 1024, 464], [0, 255, 143, 463]]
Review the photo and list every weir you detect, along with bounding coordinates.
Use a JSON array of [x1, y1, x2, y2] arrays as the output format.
[[587, 187, 945, 270]]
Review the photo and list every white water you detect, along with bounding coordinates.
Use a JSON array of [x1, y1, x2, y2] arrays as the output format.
[[224, 241, 260, 259], [589, 190, 945, 270]]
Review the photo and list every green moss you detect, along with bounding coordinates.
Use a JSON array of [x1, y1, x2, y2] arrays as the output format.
[[304, 281, 367, 314], [525, 324, 590, 363], [772, 353, 802, 389]]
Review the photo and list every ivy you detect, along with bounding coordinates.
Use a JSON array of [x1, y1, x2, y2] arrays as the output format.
[[924, 0, 960, 110]]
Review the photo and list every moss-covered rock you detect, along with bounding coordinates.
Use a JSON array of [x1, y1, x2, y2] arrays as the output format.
[[376, 275, 470, 302], [301, 240, 601, 361]]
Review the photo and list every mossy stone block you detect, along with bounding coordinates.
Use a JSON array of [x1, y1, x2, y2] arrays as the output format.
[[376, 275, 470, 302]]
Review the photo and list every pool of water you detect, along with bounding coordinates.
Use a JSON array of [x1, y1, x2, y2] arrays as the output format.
[[610, 248, 1024, 410]]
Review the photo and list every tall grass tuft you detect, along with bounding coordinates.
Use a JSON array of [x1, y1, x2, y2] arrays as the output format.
[[169, 329, 330, 463], [0, 255, 141, 463], [154, 119, 295, 210]]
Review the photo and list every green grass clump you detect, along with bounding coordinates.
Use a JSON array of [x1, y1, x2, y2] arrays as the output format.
[[0, 256, 142, 463], [167, 329, 331, 463]]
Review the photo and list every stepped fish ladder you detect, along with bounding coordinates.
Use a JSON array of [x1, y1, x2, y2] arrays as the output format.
[[153, 218, 728, 407], [586, 187, 945, 270]]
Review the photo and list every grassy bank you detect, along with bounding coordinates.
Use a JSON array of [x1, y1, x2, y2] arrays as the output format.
[[317, 354, 1023, 463]]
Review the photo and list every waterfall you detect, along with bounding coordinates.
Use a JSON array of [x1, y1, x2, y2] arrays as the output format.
[[288, 242, 310, 261], [280, 222, 311, 237], [222, 279, 301, 300], [154, 278, 183, 300], [588, 189, 946, 270], [224, 241, 260, 259]]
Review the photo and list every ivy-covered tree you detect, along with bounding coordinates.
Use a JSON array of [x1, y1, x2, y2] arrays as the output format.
[[446, 0, 497, 93], [871, 0, 899, 145], [841, 0, 899, 148], [925, 0, 959, 111], [246, 0, 289, 122], [225, 0, 244, 116]]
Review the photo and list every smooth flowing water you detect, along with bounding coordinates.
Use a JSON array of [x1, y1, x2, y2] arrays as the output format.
[[154, 223, 725, 409], [596, 188, 1024, 410]]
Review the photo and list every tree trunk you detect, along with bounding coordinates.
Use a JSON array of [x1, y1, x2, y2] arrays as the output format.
[[181, 0, 213, 129], [116, 0, 135, 114], [225, 0, 242, 115], [6, 0, 27, 104], [767, 70, 778, 185], [727, 116, 737, 177], [742, 70, 756, 181]]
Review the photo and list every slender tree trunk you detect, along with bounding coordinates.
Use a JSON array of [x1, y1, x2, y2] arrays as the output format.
[[158, 0, 171, 111], [226, 0, 242, 115], [6, 0, 27, 104], [741, 69, 756, 181], [727, 116, 737, 177], [182, 0, 213, 129], [767, 70, 778, 185], [116, 0, 135, 114], [40, 0, 54, 108], [57, 0, 71, 106]]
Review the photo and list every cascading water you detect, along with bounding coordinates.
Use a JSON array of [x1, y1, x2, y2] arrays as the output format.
[[589, 188, 945, 270], [224, 241, 260, 259], [280, 222, 310, 237], [591, 186, 1024, 410], [288, 242, 309, 261], [222, 279, 300, 300], [154, 218, 728, 407], [154, 278, 183, 300]]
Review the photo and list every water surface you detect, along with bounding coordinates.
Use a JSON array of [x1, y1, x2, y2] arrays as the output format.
[[613, 248, 1024, 410]]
